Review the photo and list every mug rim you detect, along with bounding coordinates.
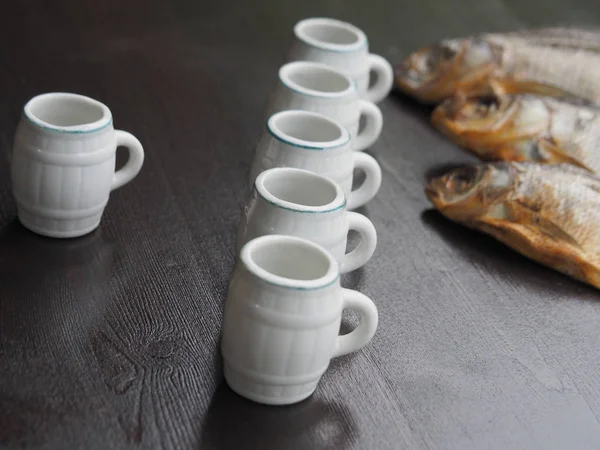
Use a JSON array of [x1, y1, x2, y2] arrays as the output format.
[[267, 110, 350, 150], [240, 234, 339, 290], [24, 92, 113, 134], [279, 61, 355, 98], [294, 17, 368, 53], [255, 167, 346, 213]]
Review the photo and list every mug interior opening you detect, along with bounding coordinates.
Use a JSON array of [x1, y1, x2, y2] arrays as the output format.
[[274, 113, 342, 143], [250, 239, 331, 281], [27, 95, 106, 127], [286, 66, 351, 93], [263, 170, 338, 207], [302, 22, 360, 45]]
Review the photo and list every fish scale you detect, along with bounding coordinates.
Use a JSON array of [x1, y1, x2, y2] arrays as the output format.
[[426, 162, 600, 289], [545, 98, 600, 172], [395, 27, 600, 103], [513, 164, 600, 251], [504, 28, 600, 52], [432, 94, 600, 174], [493, 35, 600, 102]]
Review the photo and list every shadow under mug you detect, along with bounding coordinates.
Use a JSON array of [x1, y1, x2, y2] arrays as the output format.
[[237, 167, 377, 273], [11, 92, 144, 238], [289, 17, 394, 103], [249, 110, 382, 210], [266, 61, 383, 151], [221, 234, 378, 405]]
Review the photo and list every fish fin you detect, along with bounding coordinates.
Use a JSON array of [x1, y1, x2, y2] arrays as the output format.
[[482, 200, 581, 249], [585, 180, 600, 195], [488, 78, 508, 98], [490, 78, 576, 99], [495, 146, 533, 162], [502, 28, 600, 54], [483, 78, 521, 96], [471, 144, 534, 163], [535, 137, 593, 171], [478, 216, 598, 288], [581, 260, 600, 289]]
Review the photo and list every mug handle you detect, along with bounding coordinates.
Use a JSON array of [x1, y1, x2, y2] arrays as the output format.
[[347, 152, 382, 210], [340, 212, 377, 273], [111, 130, 145, 191], [354, 100, 383, 152], [364, 54, 394, 104], [333, 288, 378, 357]]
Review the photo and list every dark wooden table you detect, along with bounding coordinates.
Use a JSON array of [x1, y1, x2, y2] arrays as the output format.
[[2, 1, 600, 449]]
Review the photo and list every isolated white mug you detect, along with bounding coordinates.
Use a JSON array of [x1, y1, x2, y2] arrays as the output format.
[[238, 167, 377, 273], [222, 234, 379, 405], [266, 61, 382, 151], [289, 18, 394, 103], [11, 92, 144, 238], [249, 110, 382, 210]]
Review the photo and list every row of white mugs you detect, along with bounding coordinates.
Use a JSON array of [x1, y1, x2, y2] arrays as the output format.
[[8, 16, 391, 240], [6, 17, 390, 407], [223, 169, 380, 406], [221, 17, 393, 405]]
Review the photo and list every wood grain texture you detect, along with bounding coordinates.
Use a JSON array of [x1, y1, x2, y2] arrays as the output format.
[[1, 0, 600, 449]]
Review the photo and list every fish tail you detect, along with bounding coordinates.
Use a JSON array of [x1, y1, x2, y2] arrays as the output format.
[[582, 261, 600, 289]]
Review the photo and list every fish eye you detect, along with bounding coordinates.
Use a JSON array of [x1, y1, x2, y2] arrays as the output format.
[[439, 40, 462, 59], [477, 95, 500, 109], [447, 167, 477, 193], [455, 174, 473, 190], [440, 44, 457, 60], [455, 172, 472, 184], [463, 95, 501, 117], [426, 41, 459, 69]]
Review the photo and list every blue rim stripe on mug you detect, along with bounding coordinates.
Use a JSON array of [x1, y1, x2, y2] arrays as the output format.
[[24, 92, 113, 134], [278, 61, 356, 99], [254, 167, 347, 214], [279, 78, 348, 99], [252, 272, 340, 291], [254, 185, 347, 214], [266, 110, 351, 151], [265, 125, 348, 150], [240, 235, 340, 291], [295, 36, 369, 53], [24, 114, 113, 134], [294, 17, 369, 53]]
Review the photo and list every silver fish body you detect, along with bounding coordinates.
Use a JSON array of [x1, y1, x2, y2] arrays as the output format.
[[432, 94, 600, 173], [426, 162, 600, 289], [395, 27, 600, 103]]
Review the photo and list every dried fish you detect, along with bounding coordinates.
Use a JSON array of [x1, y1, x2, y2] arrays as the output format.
[[503, 27, 600, 52], [431, 94, 600, 173], [425, 162, 600, 288], [395, 28, 600, 103]]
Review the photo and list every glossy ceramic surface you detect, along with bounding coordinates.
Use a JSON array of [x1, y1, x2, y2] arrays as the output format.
[[289, 17, 393, 103], [221, 235, 379, 405], [249, 110, 382, 210], [11, 92, 144, 238], [266, 61, 382, 151], [237, 167, 377, 273]]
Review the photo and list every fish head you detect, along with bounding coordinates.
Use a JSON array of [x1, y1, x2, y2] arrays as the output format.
[[431, 94, 517, 147], [431, 94, 550, 159], [425, 163, 515, 221], [395, 37, 501, 102]]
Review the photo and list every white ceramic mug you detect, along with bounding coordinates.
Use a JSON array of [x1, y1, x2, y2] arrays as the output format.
[[222, 234, 379, 405], [10, 92, 144, 238], [266, 61, 383, 151], [249, 110, 382, 210], [289, 18, 394, 103], [238, 167, 377, 273]]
